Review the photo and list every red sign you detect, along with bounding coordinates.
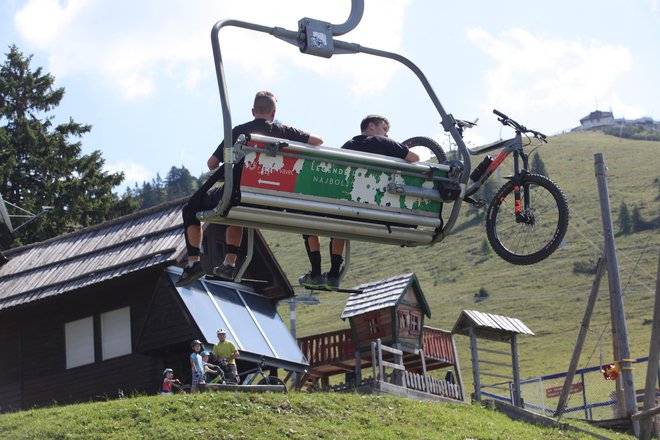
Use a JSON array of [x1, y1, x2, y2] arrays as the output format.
[[545, 382, 583, 398]]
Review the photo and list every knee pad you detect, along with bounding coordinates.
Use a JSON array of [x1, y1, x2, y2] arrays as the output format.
[[225, 244, 241, 256]]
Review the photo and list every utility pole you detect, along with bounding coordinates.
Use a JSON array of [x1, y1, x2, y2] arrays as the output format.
[[594, 153, 639, 436]]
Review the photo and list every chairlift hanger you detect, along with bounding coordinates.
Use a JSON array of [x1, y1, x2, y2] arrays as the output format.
[[199, 0, 472, 283]]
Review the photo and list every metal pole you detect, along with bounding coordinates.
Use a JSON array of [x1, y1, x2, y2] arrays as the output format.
[[639, 248, 660, 440], [554, 256, 607, 417], [289, 301, 296, 340], [289, 300, 297, 386], [594, 153, 639, 436]]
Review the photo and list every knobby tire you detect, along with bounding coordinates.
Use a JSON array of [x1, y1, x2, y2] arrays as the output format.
[[257, 376, 287, 392], [485, 173, 569, 265], [402, 137, 447, 163]]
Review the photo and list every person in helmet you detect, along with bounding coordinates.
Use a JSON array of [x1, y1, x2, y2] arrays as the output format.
[[190, 339, 205, 393], [212, 328, 239, 383], [201, 350, 222, 383], [161, 368, 181, 395]]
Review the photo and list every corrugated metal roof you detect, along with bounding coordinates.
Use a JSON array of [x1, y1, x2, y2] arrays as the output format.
[[451, 310, 534, 336], [0, 199, 187, 311], [340, 273, 431, 319]]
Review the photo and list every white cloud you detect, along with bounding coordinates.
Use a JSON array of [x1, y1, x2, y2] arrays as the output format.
[[105, 161, 151, 187], [466, 27, 633, 128], [13, 0, 412, 100]]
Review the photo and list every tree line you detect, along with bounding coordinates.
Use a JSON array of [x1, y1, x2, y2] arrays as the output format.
[[123, 166, 203, 211]]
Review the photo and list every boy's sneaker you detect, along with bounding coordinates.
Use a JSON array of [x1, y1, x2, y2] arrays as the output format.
[[324, 273, 340, 290], [175, 262, 204, 287], [298, 272, 325, 289], [213, 263, 235, 280]]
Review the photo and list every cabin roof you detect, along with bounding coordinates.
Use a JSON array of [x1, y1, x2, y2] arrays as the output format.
[[0, 199, 187, 312], [452, 309, 534, 338], [340, 272, 431, 319]]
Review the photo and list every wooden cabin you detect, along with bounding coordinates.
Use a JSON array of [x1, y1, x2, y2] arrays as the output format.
[[0, 199, 306, 411], [297, 273, 465, 402], [341, 272, 432, 353]]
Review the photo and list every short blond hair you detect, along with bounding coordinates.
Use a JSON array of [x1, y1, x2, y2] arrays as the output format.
[[253, 91, 277, 114]]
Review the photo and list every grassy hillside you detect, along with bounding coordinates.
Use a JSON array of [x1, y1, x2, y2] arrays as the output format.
[[0, 391, 636, 439], [266, 131, 659, 382]]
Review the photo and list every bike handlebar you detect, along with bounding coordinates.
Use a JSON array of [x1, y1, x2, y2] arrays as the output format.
[[493, 109, 547, 142]]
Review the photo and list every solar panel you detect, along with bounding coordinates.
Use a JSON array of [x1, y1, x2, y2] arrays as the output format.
[[167, 269, 308, 372]]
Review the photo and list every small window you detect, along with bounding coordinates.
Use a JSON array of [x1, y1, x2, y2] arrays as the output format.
[[398, 311, 409, 329], [410, 312, 421, 335], [65, 316, 94, 369], [367, 313, 381, 336], [101, 307, 132, 360]]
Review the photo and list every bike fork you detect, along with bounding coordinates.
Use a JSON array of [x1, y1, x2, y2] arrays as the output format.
[[512, 148, 531, 223]]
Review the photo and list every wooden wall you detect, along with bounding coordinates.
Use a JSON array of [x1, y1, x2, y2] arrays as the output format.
[[351, 309, 393, 352], [0, 267, 188, 411]]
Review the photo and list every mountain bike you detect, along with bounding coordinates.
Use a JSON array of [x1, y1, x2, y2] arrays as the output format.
[[238, 358, 287, 390], [404, 109, 569, 265]]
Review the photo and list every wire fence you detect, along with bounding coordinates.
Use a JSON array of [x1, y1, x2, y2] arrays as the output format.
[[483, 357, 658, 421]]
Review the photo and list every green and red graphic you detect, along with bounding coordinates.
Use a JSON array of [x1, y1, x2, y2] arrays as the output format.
[[241, 147, 443, 213]]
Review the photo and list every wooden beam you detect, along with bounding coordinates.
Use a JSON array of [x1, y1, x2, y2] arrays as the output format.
[[639, 248, 660, 440]]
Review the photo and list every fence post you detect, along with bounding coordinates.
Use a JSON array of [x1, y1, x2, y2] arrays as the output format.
[[419, 349, 428, 392], [371, 341, 378, 382]]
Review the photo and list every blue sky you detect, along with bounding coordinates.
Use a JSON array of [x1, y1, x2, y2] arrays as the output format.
[[2, 0, 659, 189]]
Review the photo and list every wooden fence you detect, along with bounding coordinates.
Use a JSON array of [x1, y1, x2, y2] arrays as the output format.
[[371, 338, 464, 402]]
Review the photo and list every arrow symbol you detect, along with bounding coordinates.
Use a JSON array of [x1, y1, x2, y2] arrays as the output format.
[[258, 179, 281, 186]]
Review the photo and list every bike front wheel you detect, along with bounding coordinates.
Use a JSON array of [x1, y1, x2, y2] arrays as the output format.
[[486, 174, 569, 265]]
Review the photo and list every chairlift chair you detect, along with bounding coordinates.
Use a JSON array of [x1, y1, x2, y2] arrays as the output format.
[[198, 0, 471, 282]]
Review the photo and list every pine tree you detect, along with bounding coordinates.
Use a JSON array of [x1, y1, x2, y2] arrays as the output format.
[[0, 45, 137, 248], [165, 165, 196, 200], [531, 153, 548, 177], [617, 201, 632, 234], [631, 206, 649, 232]]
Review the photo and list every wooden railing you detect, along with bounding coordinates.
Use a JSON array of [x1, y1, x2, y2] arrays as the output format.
[[422, 326, 456, 364], [298, 329, 355, 366], [299, 326, 456, 368]]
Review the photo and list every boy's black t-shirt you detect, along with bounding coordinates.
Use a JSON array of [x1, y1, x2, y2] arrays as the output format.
[[341, 135, 409, 159], [212, 118, 311, 160]]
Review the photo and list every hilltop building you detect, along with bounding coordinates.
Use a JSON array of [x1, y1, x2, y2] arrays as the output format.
[[573, 110, 660, 132]]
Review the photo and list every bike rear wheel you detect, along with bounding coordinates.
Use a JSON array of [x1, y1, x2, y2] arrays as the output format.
[[258, 376, 287, 391], [486, 174, 568, 265], [402, 136, 447, 163]]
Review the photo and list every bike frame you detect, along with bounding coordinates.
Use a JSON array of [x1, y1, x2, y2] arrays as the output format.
[[237, 361, 269, 385], [464, 129, 538, 223]]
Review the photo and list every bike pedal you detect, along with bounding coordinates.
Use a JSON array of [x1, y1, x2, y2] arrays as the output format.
[[464, 196, 487, 208]]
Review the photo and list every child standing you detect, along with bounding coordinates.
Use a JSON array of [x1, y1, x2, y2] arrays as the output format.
[[190, 339, 205, 393], [161, 368, 181, 395]]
